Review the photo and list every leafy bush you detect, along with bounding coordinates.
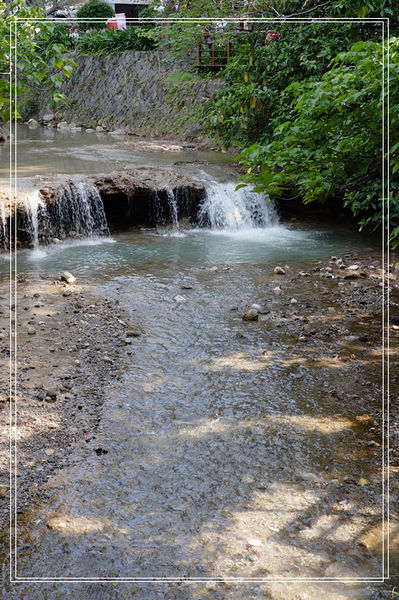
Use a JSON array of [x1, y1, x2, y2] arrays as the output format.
[[77, 27, 156, 54], [238, 39, 398, 247], [36, 23, 76, 54], [76, 0, 114, 30]]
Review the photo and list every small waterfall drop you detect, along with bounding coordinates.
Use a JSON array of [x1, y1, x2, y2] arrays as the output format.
[[52, 181, 109, 238], [24, 189, 49, 251], [0, 196, 8, 249], [198, 182, 278, 230], [166, 189, 179, 230]]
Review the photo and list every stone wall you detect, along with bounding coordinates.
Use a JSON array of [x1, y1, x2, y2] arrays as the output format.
[[35, 52, 222, 140]]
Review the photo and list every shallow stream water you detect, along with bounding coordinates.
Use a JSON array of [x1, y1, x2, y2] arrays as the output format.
[[0, 129, 389, 599]]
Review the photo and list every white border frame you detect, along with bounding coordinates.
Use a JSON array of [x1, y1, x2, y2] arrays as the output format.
[[7, 15, 391, 585]]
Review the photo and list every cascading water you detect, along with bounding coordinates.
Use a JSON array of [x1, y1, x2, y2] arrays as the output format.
[[198, 182, 278, 230], [51, 181, 109, 239], [23, 189, 49, 251], [166, 189, 179, 230], [0, 197, 8, 249]]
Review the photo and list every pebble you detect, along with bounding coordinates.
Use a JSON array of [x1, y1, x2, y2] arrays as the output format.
[[61, 271, 76, 284], [273, 286, 283, 295], [27, 327, 36, 335], [273, 266, 286, 275], [209, 266, 219, 273], [0, 484, 9, 498], [124, 338, 132, 345], [290, 298, 298, 304], [126, 329, 141, 337], [347, 264, 359, 270], [242, 309, 259, 322], [44, 390, 57, 402], [174, 295, 187, 304], [103, 356, 113, 364], [250, 303, 262, 311], [44, 449, 55, 456], [181, 284, 193, 289]]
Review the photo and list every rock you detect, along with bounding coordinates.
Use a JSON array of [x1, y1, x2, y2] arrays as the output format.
[[0, 484, 9, 498], [330, 256, 337, 261], [126, 328, 141, 337], [44, 448, 55, 456], [103, 356, 113, 364], [242, 309, 259, 321], [52, 238, 61, 244], [344, 272, 366, 280], [27, 118, 39, 128], [124, 338, 132, 345], [95, 126, 104, 132], [44, 390, 57, 402], [181, 284, 193, 289], [250, 303, 262, 311], [109, 129, 126, 136], [27, 327, 36, 335], [327, 307, 336, 313], [347, 264, 359, 270], [209, 266, 219, 273], [62, 291, 71, 297], [273, 286, 283, 295], [74, 359, 80, 366], [273, 266, 286, 275], [290, 298, 298, 304], [57, 121, 69, 129], [61, 271, 76, 284], [42, 111, 54, 122], [174, 295, 187, 303], [0, 127, 7, 142]]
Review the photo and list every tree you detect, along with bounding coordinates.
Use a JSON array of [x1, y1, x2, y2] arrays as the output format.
[[76, 0, 115, 30], [238, 38, 398, 246], [0, 0, 76, 128]]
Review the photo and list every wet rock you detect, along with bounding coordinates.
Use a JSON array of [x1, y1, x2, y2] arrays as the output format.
[[273, 266, 286, 275], [27, 118, 39, 128], [181, 284, 193, 289], [53, 238, 61, 244], [242, 309, 259, 322], [347, 264, 359, 270], [61, 272, 76, 284], [126, 328, 141, 338], [96, 125, 104, 132], [95, 448, 108, 455], [250, 303, 262, 311], [209, 266, 219, 273], [273, 286, 283, 295]]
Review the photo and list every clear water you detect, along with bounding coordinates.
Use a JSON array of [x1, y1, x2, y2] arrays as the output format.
[[0, 128, 387, 598]]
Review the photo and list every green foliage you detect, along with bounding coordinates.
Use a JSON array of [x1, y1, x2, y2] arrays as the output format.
[[238, 39, 398, 246], [202, 23, 365, 148], [36, 23, 76, 53], [76, 0, 115, 30], [77, 27, 156, 55], [0, 0, 76, 123]]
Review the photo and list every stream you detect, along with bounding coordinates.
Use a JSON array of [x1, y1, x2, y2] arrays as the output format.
[[0, 127, 390, 599]]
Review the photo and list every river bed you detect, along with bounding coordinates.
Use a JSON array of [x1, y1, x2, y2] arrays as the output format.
[[0, 128, 397, 599]]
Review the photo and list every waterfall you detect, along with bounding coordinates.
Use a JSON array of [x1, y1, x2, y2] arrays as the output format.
[[166, 189, 179, 230], [24, 189, 49, 251], [51, 181, 109, 238], [198, 182, 278, 230], [0, 196, 8, 249]]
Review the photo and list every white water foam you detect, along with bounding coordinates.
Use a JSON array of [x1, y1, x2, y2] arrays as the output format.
[[198, 182, 278, 231]]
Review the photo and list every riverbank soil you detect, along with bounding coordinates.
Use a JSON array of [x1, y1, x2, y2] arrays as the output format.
[[0, 249, 398, 599]]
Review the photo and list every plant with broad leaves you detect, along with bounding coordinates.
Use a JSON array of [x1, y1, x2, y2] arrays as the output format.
[[0, 0, 76, 124], [238, 38, 399, 247]]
